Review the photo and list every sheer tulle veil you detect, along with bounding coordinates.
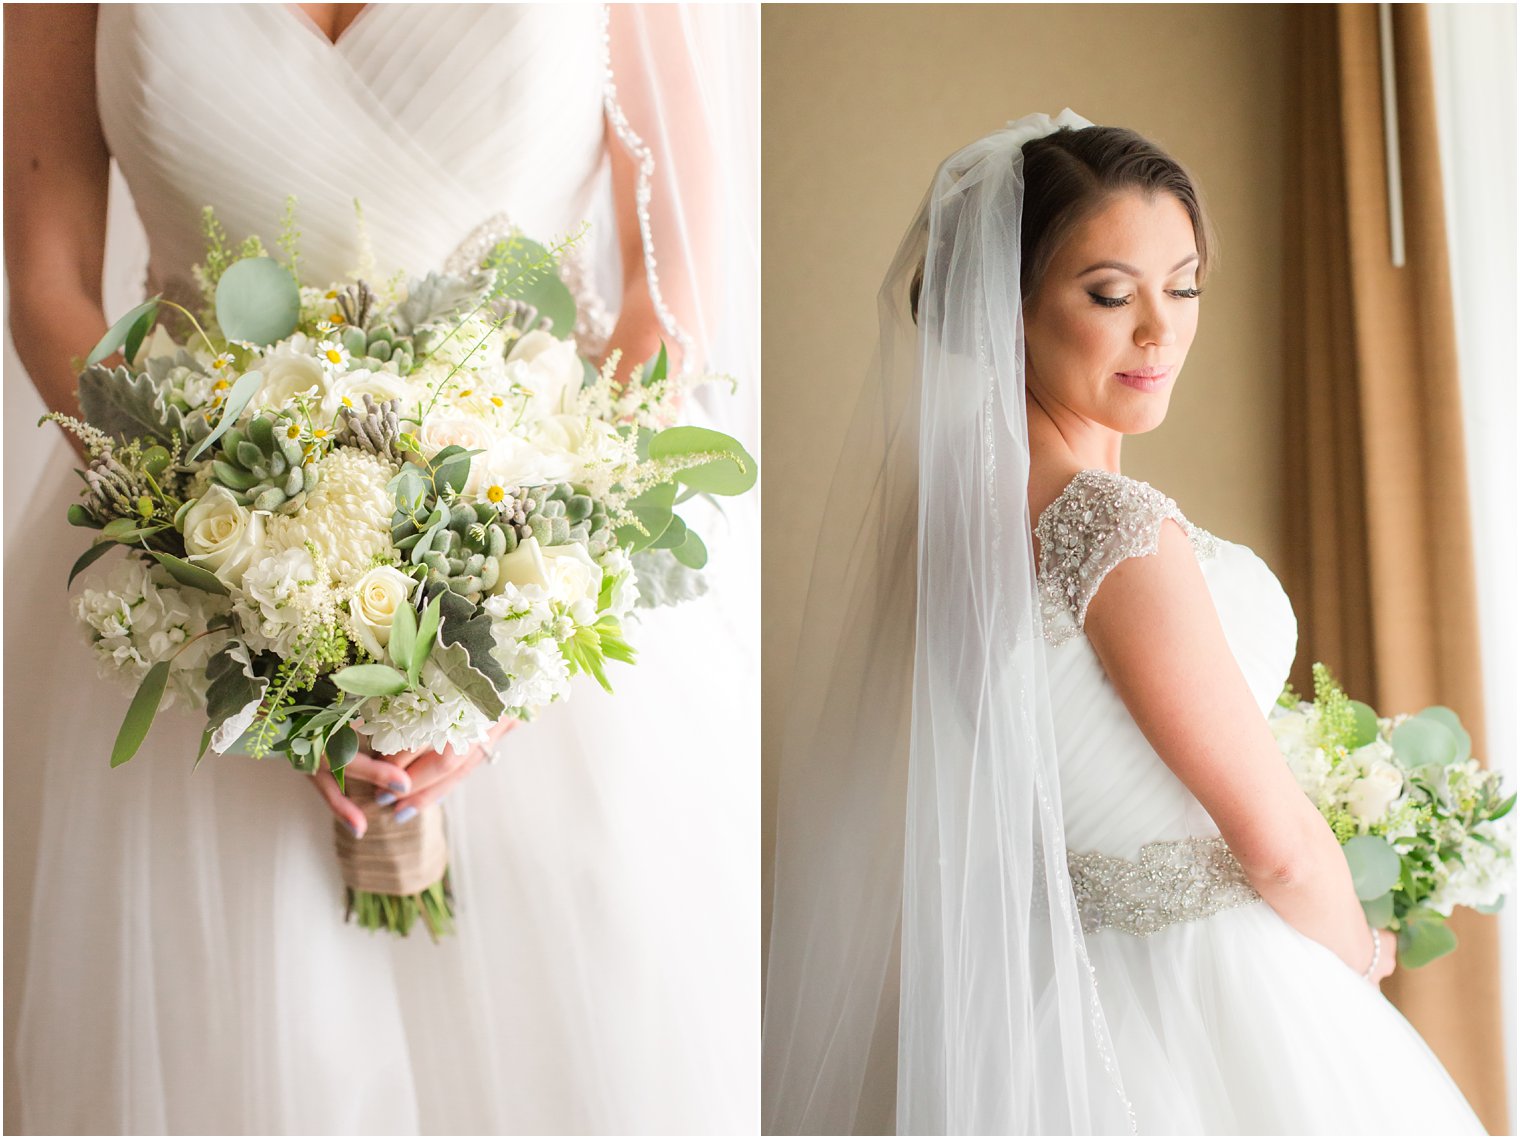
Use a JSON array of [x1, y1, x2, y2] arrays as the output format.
[[763, 108, 1138, 1135]]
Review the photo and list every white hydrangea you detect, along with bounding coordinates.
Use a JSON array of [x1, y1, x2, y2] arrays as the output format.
[[266, 448, 396, 590], [73, 558, 230, 709], [358, 661, 495, 756], [1425, 821, 1514, 916]]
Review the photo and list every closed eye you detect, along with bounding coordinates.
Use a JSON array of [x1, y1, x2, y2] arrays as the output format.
[[1089, 288, 1203, 308]]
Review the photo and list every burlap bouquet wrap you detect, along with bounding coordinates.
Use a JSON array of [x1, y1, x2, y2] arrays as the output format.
[[333, 779, 448, 898]]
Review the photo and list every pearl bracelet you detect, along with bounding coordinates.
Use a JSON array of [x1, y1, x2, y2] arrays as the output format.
[[1361, 924, 1382, 981]]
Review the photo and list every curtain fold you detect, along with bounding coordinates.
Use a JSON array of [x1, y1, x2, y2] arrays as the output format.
[[1281, 6, 1507, 1134]]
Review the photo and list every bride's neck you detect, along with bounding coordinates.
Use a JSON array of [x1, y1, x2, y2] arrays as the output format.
[[1024, 390, 1123, 476]]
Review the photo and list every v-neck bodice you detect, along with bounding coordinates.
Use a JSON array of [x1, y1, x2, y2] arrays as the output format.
[[95, 4, 608, 303]]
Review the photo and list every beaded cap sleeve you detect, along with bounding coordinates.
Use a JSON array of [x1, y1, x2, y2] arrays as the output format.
[[1034, 469, 1221, 647]]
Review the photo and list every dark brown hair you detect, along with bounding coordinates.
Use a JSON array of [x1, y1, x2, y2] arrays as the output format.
[[909, 125, 1217, 322]]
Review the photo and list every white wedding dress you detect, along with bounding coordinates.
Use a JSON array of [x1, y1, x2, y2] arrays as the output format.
[[1036, 469, 1484, 1134], [4, 5, 757, 1134]]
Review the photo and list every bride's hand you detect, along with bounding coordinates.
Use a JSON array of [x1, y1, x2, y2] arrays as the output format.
[[1367, 930, 1397, 987], [371, 716, 522, 823], [309, 748, 417, 839]]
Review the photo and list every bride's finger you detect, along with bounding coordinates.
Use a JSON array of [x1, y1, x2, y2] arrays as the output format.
[[399, 743, 475, 798], [311, 769, 367, 838], [340, 751, 413, 795], [388, 753, 479, 820]]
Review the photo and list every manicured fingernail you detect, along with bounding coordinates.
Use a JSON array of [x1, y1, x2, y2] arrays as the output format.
[[388, 780, 408, 794], [394, 805, 418, 825], [375, 790, 397, 807], [345, 819, 364, 839]]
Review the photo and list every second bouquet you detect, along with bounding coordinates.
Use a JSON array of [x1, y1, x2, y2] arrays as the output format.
[[57, 205, 756, 938]]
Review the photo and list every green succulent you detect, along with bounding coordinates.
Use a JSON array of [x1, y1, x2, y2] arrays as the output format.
[[209, 411, 319, 514], [335, 394, 407, 463]]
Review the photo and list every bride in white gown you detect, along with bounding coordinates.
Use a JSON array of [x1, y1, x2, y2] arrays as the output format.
[[4, 5, 757, 1134], [763, 111, 1486, 1135]]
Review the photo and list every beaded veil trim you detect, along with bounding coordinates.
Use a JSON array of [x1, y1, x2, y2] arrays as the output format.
[[1034, 469, 1221, 647], [1067, 836, 1261, 937]]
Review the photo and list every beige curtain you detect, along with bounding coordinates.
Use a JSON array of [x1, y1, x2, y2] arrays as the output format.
[[1282, 5, 1507, 1133]]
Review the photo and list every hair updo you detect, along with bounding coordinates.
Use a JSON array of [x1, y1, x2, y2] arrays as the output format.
[[909, 125, 1217, 323]]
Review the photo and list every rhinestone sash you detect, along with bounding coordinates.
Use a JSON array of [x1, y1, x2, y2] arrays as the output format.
[[1067, 836, 1261, 937]]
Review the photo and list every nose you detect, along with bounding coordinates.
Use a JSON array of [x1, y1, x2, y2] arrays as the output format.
[[1135, 297, 1177, 348]]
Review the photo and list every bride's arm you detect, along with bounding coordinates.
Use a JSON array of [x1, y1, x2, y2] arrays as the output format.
[[1084, 518, 1392, 981], [602, 4, 721, 383], [4, 4, 114, 444]]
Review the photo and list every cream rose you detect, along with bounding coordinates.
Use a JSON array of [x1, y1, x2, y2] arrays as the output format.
[[540, 541, 604, 624], [347, 566, 415, 663], [1346, 760, 1405, 827], [331, 367, 417, 410], [252, 337, 330, 411], [183, 486, 267, 585], [506, 329, 584, 417], [494, 535, 552, 595]]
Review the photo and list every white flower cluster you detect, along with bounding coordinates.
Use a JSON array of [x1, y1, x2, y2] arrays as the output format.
[[73, 559, 229, 708]]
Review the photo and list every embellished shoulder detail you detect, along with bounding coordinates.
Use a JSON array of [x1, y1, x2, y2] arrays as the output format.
[[1034, 469, 1220, 647]]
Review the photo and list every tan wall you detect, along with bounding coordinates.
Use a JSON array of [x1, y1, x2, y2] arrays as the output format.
[[762, 3, 1290, 941]]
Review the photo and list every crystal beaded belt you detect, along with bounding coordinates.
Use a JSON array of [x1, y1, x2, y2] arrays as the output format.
[[1067, 836, 1261, 937]]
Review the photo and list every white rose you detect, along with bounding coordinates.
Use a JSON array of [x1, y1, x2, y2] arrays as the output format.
[[540, 541, 604, 621], [331, 367, 417, 411], [506, 329, 584, 417], [347, 565, 415, 663], [252, 336, 330, 410], [183, 486, 267, 585], [1346, 760, 1405, 827], [474, 435, 576, 494], [494, 535, 552, 596]]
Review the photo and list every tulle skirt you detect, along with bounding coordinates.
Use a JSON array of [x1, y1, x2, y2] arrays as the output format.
[[1087, 897, 1485, 1135], [7, 413, 759, 1134]]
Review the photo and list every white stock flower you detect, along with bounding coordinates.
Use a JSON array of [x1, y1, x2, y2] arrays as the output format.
[[266, 449, 395, 589], [183, 486, 268, 586], [359, 661, 495, 756], [346, 565, 415, 663], [506, 329, 584, 418], [237, 546, 321, 656]]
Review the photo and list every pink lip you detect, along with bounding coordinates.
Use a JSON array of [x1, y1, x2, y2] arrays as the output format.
[[1114, 366, 1172, 391]]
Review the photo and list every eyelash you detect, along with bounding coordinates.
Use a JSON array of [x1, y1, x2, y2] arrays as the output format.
[[1088, 288, 1203, 308]]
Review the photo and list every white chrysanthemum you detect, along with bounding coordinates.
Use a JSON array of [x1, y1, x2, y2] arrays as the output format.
[[236, 545, 328, 657], [267, 448, 396, 590], [359, 661, 495, 756], [73, 558, 230, 709]]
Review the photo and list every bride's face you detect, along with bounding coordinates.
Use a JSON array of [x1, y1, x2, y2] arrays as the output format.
[[1023, 189, 1200, 435]]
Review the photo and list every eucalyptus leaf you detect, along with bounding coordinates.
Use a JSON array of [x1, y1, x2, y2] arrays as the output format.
[[68, 542, 117, 587], [390, 600, 418, 675], [215, 257, 301, 346], [1397, 917, 1459, 968], [648, 426, 757, 496], [1475, 897, 1507, 915], [111, 659, 170, 768], [497, 237, 576, 337], [332, 664, 410, 698], [87, 297, 161, 367], [1390, 717, 1457, 771], [187, 370, 264, 461], [1347, 700, 1379, 749], [649, 512, 688, 551], [1342, 834, 1401, 900], [1415, 705, 1471, 763], [671, 527, 709, 570], [326, 724, 360, 772], [643, 343, 669, 387], [411, 594, 442, 687], [1361, 890, 1395, 929], [150, 550, 230, 595], [614, 481, 676, 553], [122, 305, 159, 369]]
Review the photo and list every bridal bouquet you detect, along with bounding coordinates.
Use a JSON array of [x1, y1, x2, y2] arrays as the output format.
[[51, 203, 755, 937], [1270, 663, 1513, 966]]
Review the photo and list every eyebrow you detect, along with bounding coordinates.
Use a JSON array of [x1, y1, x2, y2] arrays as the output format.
[[1077, 253, 1200, 277]]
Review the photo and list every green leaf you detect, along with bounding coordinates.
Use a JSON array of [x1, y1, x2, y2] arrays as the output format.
[[111, 659, 170, 767], [332, 664, 410, 697], [411, 594, 442, 687], [67, 503, 100, 528], [1343, 834, 1402, 900], [1361, 890, 1396, 928], [195, 725, 214, 771], [122, 304, 159, 369], [1475, 896, 1506, 915], [326, 724, 359, 772], [1397, 917, 1459, 968], [1391, 717, 1457, 771], [1489, 792, 1516, 822], [1347, 700, 1379, 749], [204, 641, 268, 754], [499, 237, 576, 336], [614, 480, 677, 553], [430, 637, 506, 719], [215, 257, 300, 346], [150, 549, 231, 595], [1414, 705, 1471, 763], [79, 362, 205, 447], [187, 370, 264, 461], [87, 297, 161, 367], [389, 599, 419, 675], [643, 342, 669, 387], [432, 448, 477, 496], [648, 426, 758, 496], [68, 541, 117, 587], [671, 527, 708, 570], [650, 512, 688, 550], [99, 517, 165, 543], [431, 586, 511, 689]]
